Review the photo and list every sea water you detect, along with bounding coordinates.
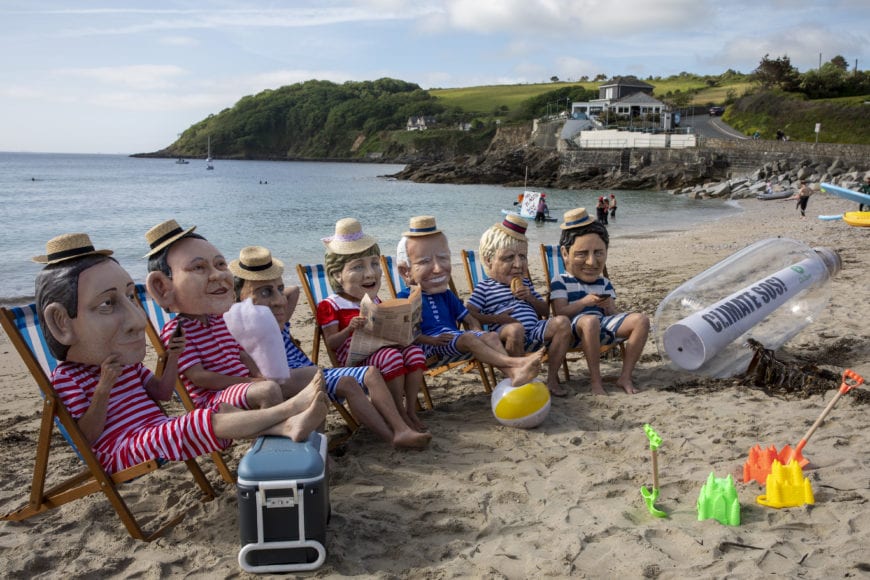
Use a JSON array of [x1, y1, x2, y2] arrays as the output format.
[[0, 152, 740, 303]]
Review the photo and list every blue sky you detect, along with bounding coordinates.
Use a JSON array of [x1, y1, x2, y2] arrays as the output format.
[[1, 0, 867, 154]]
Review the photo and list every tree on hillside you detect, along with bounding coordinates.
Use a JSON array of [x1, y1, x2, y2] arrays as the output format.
[[550, 76, 560, 82], [829, 55, 849, 71], [752, 54, 800, 91]]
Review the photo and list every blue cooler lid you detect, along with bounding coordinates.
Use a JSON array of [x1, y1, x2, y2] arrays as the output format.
[[237, 432, 324, 483]]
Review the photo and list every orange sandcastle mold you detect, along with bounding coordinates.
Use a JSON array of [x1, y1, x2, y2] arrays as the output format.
[[756, 459, 815, 508], [743, 443, 808, 484], [697, 472, 740, 526]]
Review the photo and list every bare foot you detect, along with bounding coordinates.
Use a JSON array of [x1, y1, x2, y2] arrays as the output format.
[[288, 370, 325, 414], [510, 349, 544, 386], [547, 379, 568, 397], [616, 379, 639, 394], [285, 393, 328, 442], [393, 428, 432, 449], [590, 382, 608, 395], [405, 407, 428, 432]]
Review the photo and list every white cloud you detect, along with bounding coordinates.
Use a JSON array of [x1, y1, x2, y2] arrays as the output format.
[[443, 0, 705, 36], [159, 35, 198, 47], [54, 65, 186, 90]]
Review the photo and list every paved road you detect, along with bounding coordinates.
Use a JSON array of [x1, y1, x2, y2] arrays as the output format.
[[678, 113, 747, 140]]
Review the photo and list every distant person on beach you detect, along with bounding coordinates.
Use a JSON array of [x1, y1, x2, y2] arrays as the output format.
[[859, 177, 870, 212], [535, 196, 548, 223], [465, 215, 572, 396], [317, 218, 430, 436], [144, 219, 325, 411], [232, 245, 430, 448], [596, 196, 609, 225], [396, 215, 543, 387], [796, 181, 812, 218], [550, 208, 649, 395], [609, 194, 617, 220], [35, 233, 325, 475]]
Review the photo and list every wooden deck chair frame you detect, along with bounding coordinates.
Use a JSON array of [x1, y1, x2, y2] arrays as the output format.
[[378, 255, 494, 394], [0, 304, 216, 541], [539, 244, 624, 381], [134, 284, 235, 485], [294, 264, 379, 435]]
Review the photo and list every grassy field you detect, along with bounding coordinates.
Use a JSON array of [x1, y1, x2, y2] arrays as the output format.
[[430, 78, 754, 114]]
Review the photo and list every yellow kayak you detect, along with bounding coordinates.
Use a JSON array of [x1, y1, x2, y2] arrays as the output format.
[[843, 211, 870, 227]]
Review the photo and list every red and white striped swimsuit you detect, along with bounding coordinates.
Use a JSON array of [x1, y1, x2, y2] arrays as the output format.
[[52, 361, 228, 474], [160, 315, 254, 410]]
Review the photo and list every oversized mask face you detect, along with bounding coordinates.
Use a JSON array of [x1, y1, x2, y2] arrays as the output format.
[[484, 242, 528, 286], [46, 260, 147, 366], [239, 278, 290, 325], [403, 234, 452, 294], [562, 233, 608, 283], [334, 255, 381, 301], [147, 237, 234, 315]]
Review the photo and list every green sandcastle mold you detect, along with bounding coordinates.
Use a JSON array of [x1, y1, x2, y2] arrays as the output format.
[[697, 472, 740, 526]]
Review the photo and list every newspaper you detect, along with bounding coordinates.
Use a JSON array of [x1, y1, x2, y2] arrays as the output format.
[[346, 286, 422, 366]]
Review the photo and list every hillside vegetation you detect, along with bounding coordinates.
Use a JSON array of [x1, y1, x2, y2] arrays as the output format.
[[150, 66, 869, 160]]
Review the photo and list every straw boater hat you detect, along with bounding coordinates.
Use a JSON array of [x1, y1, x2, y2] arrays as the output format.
[[403, 215, 442, 237], [143, 219, 196, 258], [322, 218, 377, 255], [32, 233, 112, 264], [229, 246, 284, 281], [494, 214, 528, 241], [560, 207, 595, 230]]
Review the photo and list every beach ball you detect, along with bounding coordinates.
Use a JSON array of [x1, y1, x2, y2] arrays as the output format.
[[491, 378, 551, 429]]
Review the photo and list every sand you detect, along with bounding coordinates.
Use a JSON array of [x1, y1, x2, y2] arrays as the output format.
[[1, 193, 869, 578]]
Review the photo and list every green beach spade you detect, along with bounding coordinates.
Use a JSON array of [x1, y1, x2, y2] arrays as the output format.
[[640, 424, 667, 518]]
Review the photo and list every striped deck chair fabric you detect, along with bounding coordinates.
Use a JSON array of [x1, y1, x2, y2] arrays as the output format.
[[0, 304, 216, 541], [134, 283, 234, 484], [539, 244, 624, 381]]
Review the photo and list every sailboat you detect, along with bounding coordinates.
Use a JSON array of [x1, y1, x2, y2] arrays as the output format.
[[206, 135, 214, 170]]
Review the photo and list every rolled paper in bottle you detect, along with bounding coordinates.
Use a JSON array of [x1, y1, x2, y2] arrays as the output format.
[[663, 257, 825, 370]]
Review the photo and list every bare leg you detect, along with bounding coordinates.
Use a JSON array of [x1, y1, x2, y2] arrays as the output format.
[[242, 380, 284, 409], [212, 391, 328, 442], [499, 323, 525, 356], [614, 312, 650, 394], [575, 315, 606, 395], [542, 316, 571, 396], [455, 332, 543, 386], [402, 368, 427, 432], [367, 370, 431, 449], [335, 377, 394, 443], [278, 366, 319, 398]]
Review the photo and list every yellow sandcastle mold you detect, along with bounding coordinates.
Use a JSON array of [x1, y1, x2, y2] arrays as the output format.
[[756, 459, 815, 508]]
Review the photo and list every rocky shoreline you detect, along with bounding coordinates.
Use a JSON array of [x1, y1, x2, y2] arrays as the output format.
[[390, 146, 870, 200]]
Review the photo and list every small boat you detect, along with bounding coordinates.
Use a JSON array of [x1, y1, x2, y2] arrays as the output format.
[[175, 158, 189, 165], [206, 136, 214, 170], [756, 190, 791, 200], [843, 211, 870, 227]]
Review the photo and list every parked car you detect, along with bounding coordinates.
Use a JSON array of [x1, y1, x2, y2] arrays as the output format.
[[709, 106, 725, 116]]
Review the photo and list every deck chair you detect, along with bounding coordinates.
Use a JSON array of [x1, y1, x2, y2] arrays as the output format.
[[539, 244, 624, 381], [297, 262, 448, 418], [378, 255, 494, 394], [293, 264, 394, 434], [0, 304, 216, 541], [134, 284, 235, 484]]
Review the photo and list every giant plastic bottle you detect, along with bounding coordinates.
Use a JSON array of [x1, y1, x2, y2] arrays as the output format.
[[653, 238, 841, 378]]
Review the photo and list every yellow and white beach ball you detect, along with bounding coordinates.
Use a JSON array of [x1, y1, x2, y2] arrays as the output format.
[[491, 378, 551, 429]]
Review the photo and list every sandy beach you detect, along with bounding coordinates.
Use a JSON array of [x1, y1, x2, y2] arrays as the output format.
[[1, 192, 868, 578]]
